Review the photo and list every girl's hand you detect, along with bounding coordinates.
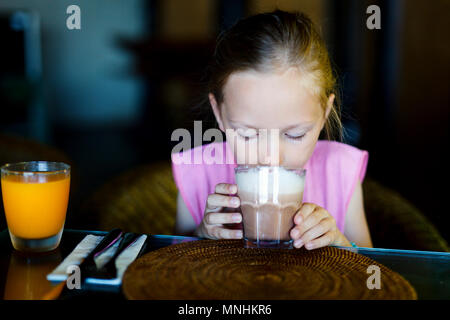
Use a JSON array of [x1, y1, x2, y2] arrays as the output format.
[[290, 203, 351, 250], [195, 183, 243, 239]]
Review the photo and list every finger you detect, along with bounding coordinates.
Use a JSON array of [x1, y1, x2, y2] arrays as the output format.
[[205, 212, 242, 225], [206, 193, 240, 210], [215, 183, 238, 195], [297, 219, 332, 246], [291, 208, 328, 239], [220, 228, 243, 239], [303, 231, 334, 250], [293, 203, 317, 224], [211, 226, 243, 239]]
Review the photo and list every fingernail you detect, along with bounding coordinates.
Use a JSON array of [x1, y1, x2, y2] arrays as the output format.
[[230, 185, 237, 193], [305, 243, 313, 250], [294, 239, 303, 248], [236, 230, 243, 238], [232, 213, 241, 222], [291, 229, 299, 238], [295, 216, 302, 224], [231, 197, 240, 207]]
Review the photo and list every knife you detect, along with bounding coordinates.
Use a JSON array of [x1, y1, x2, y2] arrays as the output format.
[[42, 229, 123, 300]]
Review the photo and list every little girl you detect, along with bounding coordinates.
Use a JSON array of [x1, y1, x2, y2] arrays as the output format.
[[171, 10, 373, 249]]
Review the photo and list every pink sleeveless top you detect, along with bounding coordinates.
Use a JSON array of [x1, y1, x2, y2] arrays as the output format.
[[171, 140, 368, 233]]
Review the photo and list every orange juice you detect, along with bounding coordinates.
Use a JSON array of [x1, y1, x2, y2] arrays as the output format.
[[1, 175, 70, 239]]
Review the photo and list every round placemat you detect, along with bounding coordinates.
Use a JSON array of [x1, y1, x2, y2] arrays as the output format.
[[122, 240, 417, 300]]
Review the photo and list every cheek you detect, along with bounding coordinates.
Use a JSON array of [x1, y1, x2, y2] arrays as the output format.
[[281, 132, 321, 168], [281, 144, 312, 168]]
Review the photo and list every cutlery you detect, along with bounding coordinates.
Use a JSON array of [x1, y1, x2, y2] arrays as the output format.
[[79, 228, 124, 281], [86, 232, 141, 279], [41, 228, 123, 300], [136, 236, 148, 258]]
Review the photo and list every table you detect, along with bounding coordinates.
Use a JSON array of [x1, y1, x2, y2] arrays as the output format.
[[0, 229, 449, 300]]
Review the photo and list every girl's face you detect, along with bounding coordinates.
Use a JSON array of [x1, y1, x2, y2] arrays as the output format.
[[209, 68, 334, 168]]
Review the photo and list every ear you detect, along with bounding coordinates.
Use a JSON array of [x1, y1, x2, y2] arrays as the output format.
[[209, 93, 225, 131], [325, 93, 335, 119], [320, 94, 335, 132]]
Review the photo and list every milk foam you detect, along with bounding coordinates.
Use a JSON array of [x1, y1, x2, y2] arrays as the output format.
[[235, 167, 305, 194]]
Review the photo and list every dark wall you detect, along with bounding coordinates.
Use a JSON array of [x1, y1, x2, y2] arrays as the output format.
[[392, 0, 449, 237], [0, 0, 449, 242], [340, 0, 449, 240]]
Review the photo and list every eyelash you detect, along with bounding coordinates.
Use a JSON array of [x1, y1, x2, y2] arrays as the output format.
[[240, 135, 256, 141], [238, 132, 306, 141], [285, 133, 306, 141], [237, 129, 257, 140]]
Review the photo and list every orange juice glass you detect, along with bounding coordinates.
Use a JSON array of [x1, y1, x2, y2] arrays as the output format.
[[1, 161, 70, 252]]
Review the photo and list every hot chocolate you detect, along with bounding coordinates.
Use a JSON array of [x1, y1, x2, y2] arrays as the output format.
[[235, 166, 306, 248]]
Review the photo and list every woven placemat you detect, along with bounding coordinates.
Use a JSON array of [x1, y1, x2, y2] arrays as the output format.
[[122, 240, 417, 300]]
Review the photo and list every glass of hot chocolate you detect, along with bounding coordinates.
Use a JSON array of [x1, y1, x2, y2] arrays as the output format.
[[235, 165, 306, 249]]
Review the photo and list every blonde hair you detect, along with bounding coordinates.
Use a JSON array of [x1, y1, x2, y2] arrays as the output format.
[[207, 10, 343, 141]]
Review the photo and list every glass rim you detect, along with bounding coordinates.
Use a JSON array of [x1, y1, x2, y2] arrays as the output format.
[[234, 165, 306, 175], [0, 161, 70, 176]]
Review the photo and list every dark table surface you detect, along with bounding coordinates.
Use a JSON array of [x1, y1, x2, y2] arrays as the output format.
[[0, 229, 449, 300]]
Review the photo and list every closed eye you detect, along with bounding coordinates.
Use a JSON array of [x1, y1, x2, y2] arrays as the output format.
[[285, 133, 306, 141], [237, 128, 258, 140]]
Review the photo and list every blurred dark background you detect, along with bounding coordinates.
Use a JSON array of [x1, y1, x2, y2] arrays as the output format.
[[0, 1, 448, 242]]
